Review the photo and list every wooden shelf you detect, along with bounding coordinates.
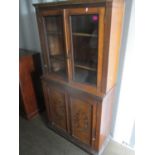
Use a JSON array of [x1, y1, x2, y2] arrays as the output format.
[[72, 32, 98, 38], [50, 55, 66, 61], [47, 31, 63, 35], [75, 64, 96, 71]]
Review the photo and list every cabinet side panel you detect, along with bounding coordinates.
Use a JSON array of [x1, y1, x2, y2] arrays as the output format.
[[98, 87, 115, 149], [19, 56, 39, 119], [106, 1, 125, 91]]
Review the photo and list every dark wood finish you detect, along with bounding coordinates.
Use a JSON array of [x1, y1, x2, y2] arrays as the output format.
[[42, 74, 103, 98], [34, 0, 125, 154], [19, 50, 44, 120], [48, 86, 68, 132], [42, 81, 71, 133], [69, 95, 96, 146], [66, 7, 105, 92], [34, 0, 107, 8], [63, 9, 72, 82]]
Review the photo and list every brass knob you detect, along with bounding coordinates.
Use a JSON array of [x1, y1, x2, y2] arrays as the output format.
[[85, 7, 88, 12]]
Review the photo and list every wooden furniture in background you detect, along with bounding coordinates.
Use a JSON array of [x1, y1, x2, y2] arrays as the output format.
[[19, 50, 44, 120], [34, 0, 125, 154]]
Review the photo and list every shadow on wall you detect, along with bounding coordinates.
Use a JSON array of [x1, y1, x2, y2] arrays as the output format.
[[19, 0, 61, 51], [110, 0, 133, 137], [19, 0, 42, 51]]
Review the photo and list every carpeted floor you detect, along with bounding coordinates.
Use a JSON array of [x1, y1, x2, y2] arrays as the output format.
[[19, 113, 134, 155]]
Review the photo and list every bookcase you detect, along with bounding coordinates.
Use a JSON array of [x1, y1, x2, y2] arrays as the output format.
[[34, 0, 124, 154]]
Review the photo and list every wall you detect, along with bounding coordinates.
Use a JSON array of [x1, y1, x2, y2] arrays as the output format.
[[19, 0, 65, 52], [112, 0, 135, 148], [19, 0, 57, 52]]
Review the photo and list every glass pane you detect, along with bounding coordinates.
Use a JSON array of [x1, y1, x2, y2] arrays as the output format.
[[71, 14, 99, 86], [45, 16, 67, 79]]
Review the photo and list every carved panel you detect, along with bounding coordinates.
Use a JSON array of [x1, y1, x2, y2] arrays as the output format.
[[70, 97, 93, 145], [49, 87, 67, 131]]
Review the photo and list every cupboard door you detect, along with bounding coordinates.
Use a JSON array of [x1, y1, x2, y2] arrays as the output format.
[[50, 88, 67, 131], [47, 85, 68, 132], [67, 8, 105, 89], [69, 95, 97, 146], [40, 10, 68, 80]]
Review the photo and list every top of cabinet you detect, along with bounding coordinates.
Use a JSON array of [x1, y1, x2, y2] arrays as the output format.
[[33, 0, 115, 8], [19, 49, 39, 57]]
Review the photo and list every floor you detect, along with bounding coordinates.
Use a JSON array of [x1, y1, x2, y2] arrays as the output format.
[[19, 114, 135, 155]]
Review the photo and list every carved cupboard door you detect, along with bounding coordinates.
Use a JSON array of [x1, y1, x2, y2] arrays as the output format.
[[69, 95, 97, 146], [48, 86, 68, 132]]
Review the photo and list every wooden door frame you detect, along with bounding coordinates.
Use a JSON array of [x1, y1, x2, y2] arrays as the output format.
[[37, 9, 70, 82], [45, 82, 69, 133], [68, 92, 98, 149], [65, 7, 105, 93]]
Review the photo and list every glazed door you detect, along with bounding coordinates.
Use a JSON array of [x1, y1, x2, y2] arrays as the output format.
[[39, 10, 69, 80], [66, 7, 105, 90], [69, 94, 97, 147], [43, 82, 68, 132]]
